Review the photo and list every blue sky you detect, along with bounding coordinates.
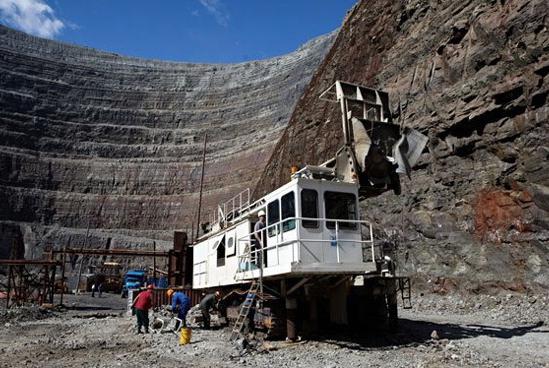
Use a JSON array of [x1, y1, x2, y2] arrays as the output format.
[[0, 0, 357, 63]]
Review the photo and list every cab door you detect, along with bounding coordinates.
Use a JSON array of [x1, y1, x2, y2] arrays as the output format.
[[265, 191, 298, 269], [298, 188, 324, 264], [321, 191, 361, 264]]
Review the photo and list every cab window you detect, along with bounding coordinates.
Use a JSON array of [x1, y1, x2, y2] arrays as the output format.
[[301, 189, 318, 228], [267, 200, 279, 237], [324, 192, 357, 230], [216, 236, 226, 267], [281, 192, 295, 232], [226, 236, 235, 257]]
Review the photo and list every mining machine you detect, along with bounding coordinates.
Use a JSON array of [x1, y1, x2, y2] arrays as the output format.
[[189, 81, 428, 341]]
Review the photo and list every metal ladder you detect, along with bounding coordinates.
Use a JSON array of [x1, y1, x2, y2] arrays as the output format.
[[230, 281, 259, 340], [398, 277, 412, 309]]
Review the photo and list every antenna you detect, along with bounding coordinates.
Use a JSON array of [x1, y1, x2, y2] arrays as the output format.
[[195, 133, 208, 241]]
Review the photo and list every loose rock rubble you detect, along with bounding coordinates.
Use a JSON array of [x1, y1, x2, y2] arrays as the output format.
[[0, 292, 546, 368], [0, 304, 54, 324], [411, 292, 548, 325]]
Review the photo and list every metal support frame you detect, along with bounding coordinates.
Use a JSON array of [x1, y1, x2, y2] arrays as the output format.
[[169, 231, 191, 287], [57, 247, 171, 294], [0, 246, 173, 309], [52, 248, 170, 257], [0, 260, 60, 309], [287, 277, 310, 296]]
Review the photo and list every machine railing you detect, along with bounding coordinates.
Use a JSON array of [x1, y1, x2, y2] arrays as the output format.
[[235, 217, 377, 279], [209, 188, 251, 226]]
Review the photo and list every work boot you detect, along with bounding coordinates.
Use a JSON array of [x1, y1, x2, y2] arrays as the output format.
[[136, 330, 142, 335]]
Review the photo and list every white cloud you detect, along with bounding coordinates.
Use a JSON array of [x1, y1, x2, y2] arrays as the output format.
[[199, 0, 229, 27], [0, 0, 64, 38]]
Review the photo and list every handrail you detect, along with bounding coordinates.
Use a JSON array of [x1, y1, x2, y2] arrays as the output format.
[[237, 216, 374, 243], [235, 217, 377, 277], [209, 188, 251, 226]]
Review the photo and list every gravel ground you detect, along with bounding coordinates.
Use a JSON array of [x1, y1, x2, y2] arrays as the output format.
[[0, 292, 547, 368], [410, 292, 548, 325]]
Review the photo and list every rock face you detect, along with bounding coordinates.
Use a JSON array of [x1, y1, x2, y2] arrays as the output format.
[[1, 1, 547, 291], [256, 0, 549, 290], [0, 25, 335, 251]]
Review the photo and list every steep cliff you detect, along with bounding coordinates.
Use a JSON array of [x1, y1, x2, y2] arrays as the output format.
[[0, 25, 335, 251], [256, 0, 548, 290]]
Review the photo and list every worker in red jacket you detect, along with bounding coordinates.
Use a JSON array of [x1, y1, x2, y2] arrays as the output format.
[[132, 284, 154, 334]]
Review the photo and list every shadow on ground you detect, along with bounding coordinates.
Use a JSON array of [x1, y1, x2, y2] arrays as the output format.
[[68, 305, 115, 311], [314, 319, 546, 350]]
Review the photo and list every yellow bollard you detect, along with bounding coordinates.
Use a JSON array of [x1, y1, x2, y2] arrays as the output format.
[[179, 327, 191, 345]]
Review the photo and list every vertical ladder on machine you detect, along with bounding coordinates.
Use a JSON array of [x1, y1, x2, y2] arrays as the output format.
[[398, 277, 412, 309], [230, 281, 259, 340]]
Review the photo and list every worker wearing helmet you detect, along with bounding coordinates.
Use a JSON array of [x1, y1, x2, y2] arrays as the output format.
[[199, 291, 221, 329], [253, 210, 267, 267], [132, 284, 154, 334], [169, 289, 191, 329]]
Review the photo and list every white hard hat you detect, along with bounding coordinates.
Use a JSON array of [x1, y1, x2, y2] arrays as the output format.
[[258, 210, 266, 217]]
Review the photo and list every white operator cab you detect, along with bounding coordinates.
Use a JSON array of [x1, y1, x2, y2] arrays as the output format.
[[192, 171, 378, 290]]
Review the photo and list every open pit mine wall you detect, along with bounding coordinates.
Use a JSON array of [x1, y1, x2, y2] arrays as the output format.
[[255, 0, 549, 291], [0, 24, 335, 255]]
